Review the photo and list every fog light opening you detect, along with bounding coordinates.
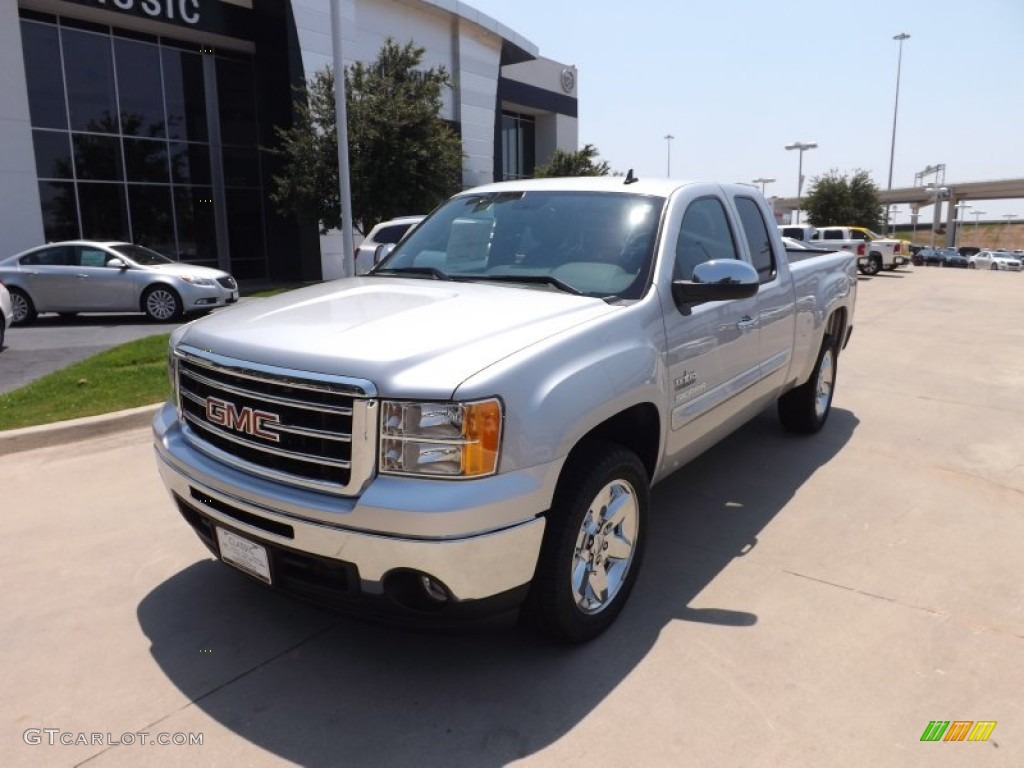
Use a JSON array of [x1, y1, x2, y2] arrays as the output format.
[[383, 570, 452, 612]]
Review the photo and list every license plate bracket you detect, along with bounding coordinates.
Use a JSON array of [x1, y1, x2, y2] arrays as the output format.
[[215, 527, 272, 584]]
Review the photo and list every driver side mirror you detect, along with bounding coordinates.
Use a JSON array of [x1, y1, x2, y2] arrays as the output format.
[[106, 257, 128, 269], [373, 243, 395, 266], [671, 259, 759, 309]]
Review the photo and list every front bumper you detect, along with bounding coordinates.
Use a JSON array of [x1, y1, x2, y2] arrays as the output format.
[[153, 404, 550, 615], [178, 281, 238, 312]]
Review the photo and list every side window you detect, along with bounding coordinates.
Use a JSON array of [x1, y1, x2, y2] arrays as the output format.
[[850, 230, 869, 241], [735, 197, 776, 283], [822, 230, 843, 240], [374, 224, 410, 245], [21, 246, 74, 266], [78, 247, 108, 268], [675, 197, 738, 280]]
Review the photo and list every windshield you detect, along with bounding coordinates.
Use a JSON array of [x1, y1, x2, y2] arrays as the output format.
[[110, 244, 175, 266], [373, 190, 666, 300]]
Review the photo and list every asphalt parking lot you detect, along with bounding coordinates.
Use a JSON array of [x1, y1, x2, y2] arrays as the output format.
[[2, 267, 1023, 767]]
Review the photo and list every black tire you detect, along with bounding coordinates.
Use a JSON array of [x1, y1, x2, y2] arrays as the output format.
[[778, 334, 838, 434], [861, 256, 881, 276], [521, 441, 649, 643], [0, 318, 5, 350], [9, 288, 37, 325], [990, 263, 998, 271], [967, 262, 975, 269], [142, 285, 183, 322]]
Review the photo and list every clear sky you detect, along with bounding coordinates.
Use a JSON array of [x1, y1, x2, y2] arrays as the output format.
[[467, 0, 1024, 224]]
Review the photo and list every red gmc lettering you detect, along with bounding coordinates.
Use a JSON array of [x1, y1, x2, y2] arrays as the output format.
[[205, 397, 280, 442]]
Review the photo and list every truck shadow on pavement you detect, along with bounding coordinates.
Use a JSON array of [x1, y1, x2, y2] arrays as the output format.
[[138, 407, 858, 766]]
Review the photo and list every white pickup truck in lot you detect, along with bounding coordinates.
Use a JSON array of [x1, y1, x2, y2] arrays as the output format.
[[809, 226, 908, 275], [153, 177, 857, 643]]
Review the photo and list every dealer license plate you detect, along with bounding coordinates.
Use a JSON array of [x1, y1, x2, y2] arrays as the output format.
[[216, 527, 272, 584]]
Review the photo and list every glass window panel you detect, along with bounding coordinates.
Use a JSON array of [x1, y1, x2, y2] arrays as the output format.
[[216, 58, 258, 146], [38, 182, 80, 241], [123, 138, 169, 183], [115, 38, 166, 137], [33, 130, 74, 179], [222, 146, 260, 187], [226, 188, 265, 276], [21, 21, 67, 129], [162, 48, 208, 142], [72, 133, 124, 181], [128, 185, 175, 254], [22, 244, 75, 266], [62, 28, 119, 133], [735, 196, 776, 282], [78, 182, 129, 241], [170, 142, 211, 184], [173, 186, 217, 262]]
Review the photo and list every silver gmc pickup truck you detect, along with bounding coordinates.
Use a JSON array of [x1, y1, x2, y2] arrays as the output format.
[[153, 177, 856, 643]]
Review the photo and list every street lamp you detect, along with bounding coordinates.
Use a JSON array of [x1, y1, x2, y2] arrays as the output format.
[[1003, 213, 1017, 247], [785, 141, 817, 224], [664, 134, 674, 177], [887, 33, 911, 191], [954, 202, 971, 248], [752, 177, 775, 195], [889, 207, 903, 236], [971, 210, 986, 243]]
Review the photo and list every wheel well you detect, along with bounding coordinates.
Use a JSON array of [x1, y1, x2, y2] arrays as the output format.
[[826, 307, 848, 350], [568, 403, 660, 481]]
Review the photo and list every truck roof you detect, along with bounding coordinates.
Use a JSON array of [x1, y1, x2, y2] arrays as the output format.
[[459, 176, 722, 198]]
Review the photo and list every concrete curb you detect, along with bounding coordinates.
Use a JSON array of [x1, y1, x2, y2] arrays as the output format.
[[0, 403, 163, 457]]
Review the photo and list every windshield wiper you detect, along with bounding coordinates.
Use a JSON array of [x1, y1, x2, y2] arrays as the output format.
[[468, 274, 583, 295], [371, 266, 454, 281]]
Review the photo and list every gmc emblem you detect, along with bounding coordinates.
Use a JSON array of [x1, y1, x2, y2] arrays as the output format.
[[205, 396, 281, 442]]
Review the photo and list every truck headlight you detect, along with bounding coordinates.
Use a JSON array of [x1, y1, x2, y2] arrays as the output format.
[[380, 398, 502, 478]]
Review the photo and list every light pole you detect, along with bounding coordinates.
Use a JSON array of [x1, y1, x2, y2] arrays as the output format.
[[971, 210, 986, 244], [887, 33, 911, 192], [1003, 213, 1017, 248], [910, 210, 920, 242], [752, 177, 775, 195], [954, 202, 971, 248], [664, 134, 674, 178], [889, 207, 902, 236], [785, 141, 817, 224]]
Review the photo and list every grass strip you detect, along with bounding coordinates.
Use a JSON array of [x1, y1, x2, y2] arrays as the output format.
[[0, 334, 171, 431]]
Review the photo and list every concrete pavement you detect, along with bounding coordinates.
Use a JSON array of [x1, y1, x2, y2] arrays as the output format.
[[2, 266, 1023, 767]]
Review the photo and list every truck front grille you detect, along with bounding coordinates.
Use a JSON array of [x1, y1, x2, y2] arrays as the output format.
[[174, 346, 377, 495]]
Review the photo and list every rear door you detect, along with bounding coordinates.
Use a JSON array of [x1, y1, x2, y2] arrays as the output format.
[[17, 245, 76, 309], [661, 193, 761, 462]]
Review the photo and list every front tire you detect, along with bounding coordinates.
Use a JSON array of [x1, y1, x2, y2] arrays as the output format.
[[778, 334, 837, 434], [142, 285, 183, 322], [522, 441, 649, 643], [9, 288, 37, 325], [967, 262, 975, 269], [990, 263, 998, 271]]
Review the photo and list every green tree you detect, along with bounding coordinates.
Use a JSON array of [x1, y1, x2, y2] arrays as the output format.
[[802, 169, 884, 231], [533, 143, 612, 177], [270, 39, 463, 235]]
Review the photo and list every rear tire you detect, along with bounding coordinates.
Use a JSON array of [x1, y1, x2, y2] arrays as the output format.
[[9, 288, 37, 325], [967, 262, 975, 269], [861, 256, 881, 276], [521, 441, 649, 644], [778, 334, 838, 434]]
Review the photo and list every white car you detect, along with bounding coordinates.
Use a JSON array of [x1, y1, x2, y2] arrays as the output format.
[[354, 216, 425, 275], [968, 250, 1023, 272], [0, 279, 13, 349], [0, 241, 239, 324]]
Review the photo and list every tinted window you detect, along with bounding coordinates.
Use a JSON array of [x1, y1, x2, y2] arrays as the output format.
[[114, 38, 166, 137], [162, 48, 208, 142], [123, 138, 169, 183], [22, 245, 75, 266], [72, 133, 123, 181], [823, 230, 844, 240], [675, 196, 738, 280], [217, 58, 258, 146], [63, 29, 118, 132], [78, 182, 129, 241], [33, 130, 74, 179], [38, 182, 79, 241], [374, 224, 414, 244], [735, 196, 776, 282], [21, 21, 67, 129]]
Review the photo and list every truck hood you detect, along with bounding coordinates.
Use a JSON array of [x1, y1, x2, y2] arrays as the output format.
[[175, 277, 618, 398]]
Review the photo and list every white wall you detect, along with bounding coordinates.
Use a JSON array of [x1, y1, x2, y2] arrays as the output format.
[[1, 2, 45, 255]]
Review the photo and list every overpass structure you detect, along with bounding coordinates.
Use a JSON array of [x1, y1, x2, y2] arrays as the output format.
[[772, 177, 1024, 246]]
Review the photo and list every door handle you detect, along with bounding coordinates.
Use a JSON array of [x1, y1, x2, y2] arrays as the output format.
[[76, 274, 89, 278], [737, 316, 758, 333]]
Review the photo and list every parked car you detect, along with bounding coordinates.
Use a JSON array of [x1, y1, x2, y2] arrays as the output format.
[[968, 250, 1023, 271], [945, 250, 969, 268], [809, 226, 908, 275], [915, 247, 942, 266], [0, 241, 238, 324], [153, 177, 857, 643], [354, 216, 425, 275], [777, 224, 817, 242], [0, 279, 12, 349]]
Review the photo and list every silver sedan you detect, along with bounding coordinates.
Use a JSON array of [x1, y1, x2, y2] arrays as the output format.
[[0, 241, 238, 324]]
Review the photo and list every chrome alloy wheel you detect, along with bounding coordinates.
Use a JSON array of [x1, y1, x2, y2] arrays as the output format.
[[11, 292, 30, 323], [146, 288, 179, 321], [815, 347, 835, 420], [571, 479, 639, 614]]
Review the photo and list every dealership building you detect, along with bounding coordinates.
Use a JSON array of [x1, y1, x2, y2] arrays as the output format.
[[1, 0, 579, 281]]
